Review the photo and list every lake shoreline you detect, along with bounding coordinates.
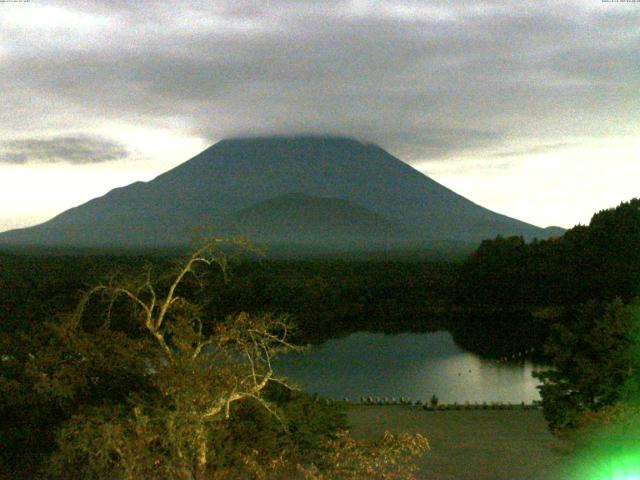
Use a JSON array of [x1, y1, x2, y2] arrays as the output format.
[[337, 399, 542, 410], [276, 331, 543, 405]]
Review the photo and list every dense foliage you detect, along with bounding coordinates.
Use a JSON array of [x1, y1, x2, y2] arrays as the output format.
[[0, 248, 542, 361], [201, 257, 458, 343], [534, 299, 637, 431], [0, 242, 428, 479], [0, 251, 458, 341], [459, 198, 640, 307]]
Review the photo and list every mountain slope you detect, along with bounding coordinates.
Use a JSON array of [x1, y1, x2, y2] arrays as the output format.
[[230, 193, 412, 242], [0, 136, 557, 249]]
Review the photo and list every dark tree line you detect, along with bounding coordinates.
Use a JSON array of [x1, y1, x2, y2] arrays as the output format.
[[456, 198, 640, 433], [0, 253, 458, 343], [458, 198, 640, 307]]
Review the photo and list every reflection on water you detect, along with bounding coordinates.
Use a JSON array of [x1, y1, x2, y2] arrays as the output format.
[[274, 331, 543, 403]]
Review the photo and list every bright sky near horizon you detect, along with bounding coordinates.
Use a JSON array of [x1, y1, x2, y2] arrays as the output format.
[[1, 1, 638, 233]]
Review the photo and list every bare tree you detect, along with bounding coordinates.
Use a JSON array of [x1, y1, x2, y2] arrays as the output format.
[[45, 239, 429, 479], [70, 239, 299, 478]]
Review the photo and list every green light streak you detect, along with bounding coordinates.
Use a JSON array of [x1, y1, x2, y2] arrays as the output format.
[[574, 450, 640, 480], [564, 302, 640, 480]]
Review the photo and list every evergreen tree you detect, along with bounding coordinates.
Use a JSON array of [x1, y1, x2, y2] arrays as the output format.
[[535, 298, 636, 432]]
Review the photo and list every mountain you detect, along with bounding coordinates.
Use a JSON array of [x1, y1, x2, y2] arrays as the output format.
[[231, 193, 411, 239], [541, 226, 566, 238], [0, 136, 560, 250]]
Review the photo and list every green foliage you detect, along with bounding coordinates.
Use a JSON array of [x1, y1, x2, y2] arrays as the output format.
[[454, 198, 640, 363], [535, 298, 637, 432], [556, 304, 640, 478], [458, 235, 530, 304], [0, 252, 457, 340], [202, 257, 457, 343], [459, 198, 640, 307], [1, 242, 428, 479], [447, 306, 549, 360], [0, 316, 151, 474]]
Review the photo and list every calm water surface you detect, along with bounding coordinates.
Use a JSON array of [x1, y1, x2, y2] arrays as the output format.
[[274, 331, 543, 404]]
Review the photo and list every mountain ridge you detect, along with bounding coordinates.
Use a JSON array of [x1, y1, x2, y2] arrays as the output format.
[[0, 136, 562, 251]]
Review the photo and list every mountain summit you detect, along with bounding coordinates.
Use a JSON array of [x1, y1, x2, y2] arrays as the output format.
[[0, 136, 558, 250]]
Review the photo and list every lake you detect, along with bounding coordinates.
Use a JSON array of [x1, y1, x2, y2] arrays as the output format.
[[274, 331, 543, 404]]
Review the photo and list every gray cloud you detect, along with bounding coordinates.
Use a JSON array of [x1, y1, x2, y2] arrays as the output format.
[[0, 135, 130, 164], [489, 142, 577, 159], [1, 0, 639, 161]]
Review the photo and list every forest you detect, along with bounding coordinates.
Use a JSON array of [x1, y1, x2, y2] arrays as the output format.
[[1, 198, 639, 477]]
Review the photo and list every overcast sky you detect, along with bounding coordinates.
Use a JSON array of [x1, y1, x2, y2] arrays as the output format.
[[1, 0, 638, 232]]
